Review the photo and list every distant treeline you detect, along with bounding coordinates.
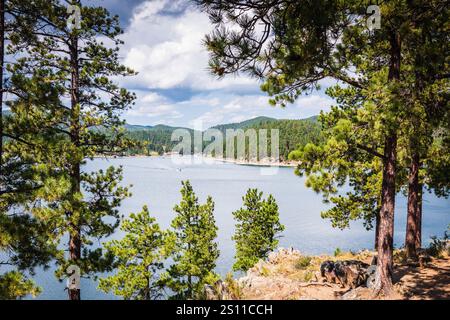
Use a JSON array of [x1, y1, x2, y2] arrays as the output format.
[[125, 116, 324, 161]]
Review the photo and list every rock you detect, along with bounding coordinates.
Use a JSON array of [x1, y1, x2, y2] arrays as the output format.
[[267, 247, 301, 264], [248, 260, 266, 276], [341, 287, 369, 300], [365, 265, 377, 289], [320, 260, 370, 289]]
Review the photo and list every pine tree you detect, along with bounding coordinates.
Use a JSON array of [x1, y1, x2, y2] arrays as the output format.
[[98, 206, 167, 300], [400, 2, 449, 259], [0, 271, 40, 299], [0, 0, 63, 299], [165, 180, 219, 299], [232, 189, 284, 272], [8, 0, 136, 299]]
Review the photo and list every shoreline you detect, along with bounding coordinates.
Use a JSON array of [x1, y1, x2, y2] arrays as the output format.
[[202, 155, 298, 167], [95, 153, 299, 168]]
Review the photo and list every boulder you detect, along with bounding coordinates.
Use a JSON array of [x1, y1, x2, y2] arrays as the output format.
[[320, 260, 370, 289]]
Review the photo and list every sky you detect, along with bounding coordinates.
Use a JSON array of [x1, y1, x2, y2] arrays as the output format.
[[93, 0, 336, 128]]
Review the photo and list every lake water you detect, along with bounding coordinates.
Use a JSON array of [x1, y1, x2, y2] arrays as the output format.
[[32, 156, 449, 299]]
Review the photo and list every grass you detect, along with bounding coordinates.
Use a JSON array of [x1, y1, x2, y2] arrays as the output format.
[[260, 265, 271, 277], [224, 272, 243, 299], [295, 256, 312, 270], [302, 270, 314, 282]]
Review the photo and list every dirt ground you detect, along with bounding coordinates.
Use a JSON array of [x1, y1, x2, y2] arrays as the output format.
[[237, 248, 450, 300]]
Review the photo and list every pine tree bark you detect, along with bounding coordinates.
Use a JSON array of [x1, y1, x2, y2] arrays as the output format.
[[374, 210, 380, 251], [415, 183, 422, 250], [68, 18, 81, 300], [374, 30, 401, 296], [405, 151, 420, 259], [374, 134, 397, 295]]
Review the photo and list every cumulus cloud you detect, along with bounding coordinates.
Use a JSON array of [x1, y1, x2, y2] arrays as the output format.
[[125, 89, 332, 127], [117, 1, 335, 127], [119, 0, 258, 92], [188, 93, 334, 129], [127, 91, 182, 119]]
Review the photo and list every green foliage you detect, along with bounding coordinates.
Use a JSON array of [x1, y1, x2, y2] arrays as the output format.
[[0, 213, 57, 272], [164, 181, 220, 299], [295, 256, 312, 270], [223, 272, 243, 299], [32, 166, 130, 281], [240, 118, 323, 161], [334, 248, 342, 257], [232, 189, 284, 272], [426, 232, 449, 259], [4, 0, 137, 298], [125, 125, 195, 156], [0, 271, 41, 300], [99, 206, 167, 300]]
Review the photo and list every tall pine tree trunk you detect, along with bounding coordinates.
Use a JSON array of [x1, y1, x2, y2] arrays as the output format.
[[68, 24, 81, 301], [375, 134, 397, 295], [415, 183, 422, 250], [374, 30, 401, 296], [374, 211, 380, 251], [405, 151, 420, 259]]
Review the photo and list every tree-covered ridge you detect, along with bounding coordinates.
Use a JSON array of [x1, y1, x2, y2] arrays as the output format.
[[210, 116, 277, 132], [125, 125, 195, 156], [124, 116, 324, 160]]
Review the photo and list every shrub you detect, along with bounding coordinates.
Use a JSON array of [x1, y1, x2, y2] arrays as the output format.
[[260, 265, 271, 277], [426, 232, 449, 258], [224, 273, 243, 299], [393, 249, 408, 264], [302, 270, 313, 282], [334, 248, 342, 257], [295, 256, 312, 270]]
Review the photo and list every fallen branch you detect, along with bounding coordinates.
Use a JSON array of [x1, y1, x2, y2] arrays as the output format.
[[298, 282, 334, 288]]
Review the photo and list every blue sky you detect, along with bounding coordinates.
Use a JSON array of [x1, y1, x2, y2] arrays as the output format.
[[93, 0, 336, 128]]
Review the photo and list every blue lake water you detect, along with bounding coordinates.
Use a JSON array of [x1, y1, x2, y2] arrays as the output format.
[[31, 156, 449, 299]]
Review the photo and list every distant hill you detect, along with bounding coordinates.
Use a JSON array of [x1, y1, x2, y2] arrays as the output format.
[[245, 118, 323, 160], [125, 124, 195, 155], [124, 116, 323, 159], [302, 115, 319, 122], [211, 116, 277, 132]]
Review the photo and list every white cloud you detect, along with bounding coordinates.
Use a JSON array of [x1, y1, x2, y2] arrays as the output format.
[[120, 0, 258, 92], [293, 95, 334, 114], [127, 91, 182, 119], [118, 1, 336, 127], [124, 90, 333, 127]]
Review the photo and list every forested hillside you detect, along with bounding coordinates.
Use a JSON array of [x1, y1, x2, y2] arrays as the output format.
[[125, 124, 195, 155], [125, 116, 323, 160]]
